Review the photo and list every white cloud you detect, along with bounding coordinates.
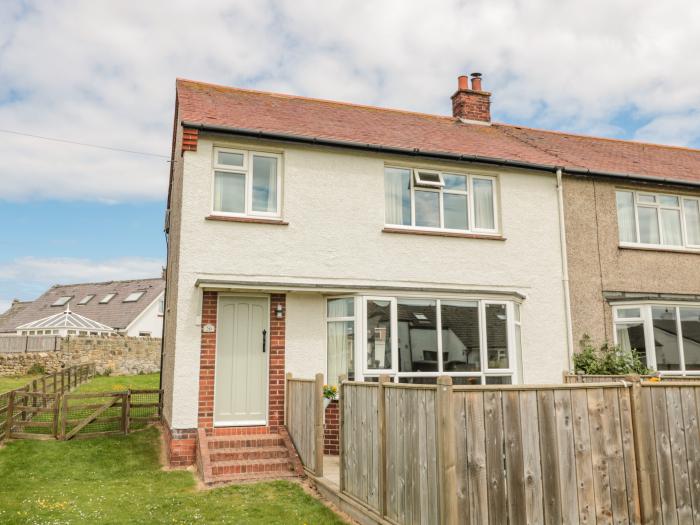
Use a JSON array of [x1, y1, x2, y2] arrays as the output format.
[[1, 0, 699, 202], [0, 256, 164, 303]]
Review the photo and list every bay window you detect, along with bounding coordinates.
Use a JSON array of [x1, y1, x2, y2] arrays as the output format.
[[213, 147, 281, 217], [385, 166, 498, 234], [613, 303, 700, 374], [615, 189, 700, 249], [327, 295, 521, 385]]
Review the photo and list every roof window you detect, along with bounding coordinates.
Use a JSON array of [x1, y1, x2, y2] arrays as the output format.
[[52, 296, 72, 307], [99, 293, 117, 304], [123, 291, 145, 303], [78, 294, 95, 305]]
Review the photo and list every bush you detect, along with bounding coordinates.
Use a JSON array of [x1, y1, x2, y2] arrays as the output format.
[[100, 368, 112, 377], [573, 335, 649, 375], [27, 363, 46, 376]]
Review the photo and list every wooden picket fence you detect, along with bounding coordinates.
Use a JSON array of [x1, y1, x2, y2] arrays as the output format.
[[0, 364, 95, 441], [332, 376, 700, 525], [285, 373, 324, 476]]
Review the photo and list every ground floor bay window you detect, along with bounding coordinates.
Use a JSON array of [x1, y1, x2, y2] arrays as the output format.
[[326, 295, 521, 385], [613, 303, 700, 374]]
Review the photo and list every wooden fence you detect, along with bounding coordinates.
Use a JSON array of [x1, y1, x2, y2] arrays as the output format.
[[338, 377, 700, 525], [0, 364, 94, 441], [285, 373, 324, 476], [0, 335, 61, 352], [564, 373, 700, 383]]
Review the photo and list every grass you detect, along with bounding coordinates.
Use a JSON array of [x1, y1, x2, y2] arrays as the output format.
[[0, 426, 345, 525], [71, 373, 161, 393], [0, 375, 40, 394]]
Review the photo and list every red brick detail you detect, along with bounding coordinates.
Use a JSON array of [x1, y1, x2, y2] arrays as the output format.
[[197, 291, 218, 431], [182, 127, 199, 153], [451, 89, 491, 122], [323, 400, 340, 455], [164, 425, 197, 467], [197, 292, 286, 434]]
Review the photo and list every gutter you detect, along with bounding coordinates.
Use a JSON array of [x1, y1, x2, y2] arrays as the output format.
[[181, 120, 700, 189], [556, 168, 575, 371]]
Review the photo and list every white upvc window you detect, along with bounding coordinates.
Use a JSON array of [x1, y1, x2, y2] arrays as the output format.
[[613, 303, 700, 375], [616, 189, 700, 250], [385, 166, 498, 234], [339, 295, 518, 384], [212, 147, 282, 218], [326, 297, 357, 387]]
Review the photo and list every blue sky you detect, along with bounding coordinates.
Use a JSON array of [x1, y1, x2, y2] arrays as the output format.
[[1, 0, 699, 312]]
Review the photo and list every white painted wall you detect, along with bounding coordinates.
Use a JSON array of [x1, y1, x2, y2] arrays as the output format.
[[125, 293, 164, 337], [167, 135, 569, 429]]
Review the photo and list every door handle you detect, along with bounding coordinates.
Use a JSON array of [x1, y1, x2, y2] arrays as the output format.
[[262, 329, 267, 353]]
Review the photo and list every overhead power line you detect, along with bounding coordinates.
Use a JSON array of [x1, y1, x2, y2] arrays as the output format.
[[0, 128, 170, 159]]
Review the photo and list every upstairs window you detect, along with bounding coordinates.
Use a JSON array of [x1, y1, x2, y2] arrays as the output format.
[[212, 148, 281, 217], [385, 166, 497, 233], [52, 296, 72, 307], [616, 190, 700, 249]]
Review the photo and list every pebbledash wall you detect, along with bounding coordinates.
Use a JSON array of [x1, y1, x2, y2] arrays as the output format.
[[0, 336, 161, 376], [161, 132, 571, 464]]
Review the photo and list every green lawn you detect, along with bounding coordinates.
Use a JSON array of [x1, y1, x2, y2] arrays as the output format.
[[0, 427, 345, 524], [0, 375, 40, 394], [72, 372, 161, 393]]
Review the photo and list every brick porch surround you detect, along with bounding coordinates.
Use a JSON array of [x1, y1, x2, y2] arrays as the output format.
[[165, 291, 287, 467], [324, 400, 340, 455]]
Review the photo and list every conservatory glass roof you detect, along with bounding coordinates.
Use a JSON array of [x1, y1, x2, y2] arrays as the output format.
[[16, 305, 114, 332]]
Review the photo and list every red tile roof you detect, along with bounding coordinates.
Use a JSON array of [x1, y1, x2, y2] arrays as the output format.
[[176, 79, 700, 185]]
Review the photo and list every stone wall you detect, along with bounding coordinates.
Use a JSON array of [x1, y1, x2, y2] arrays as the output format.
[[0, 336, 161, 376]]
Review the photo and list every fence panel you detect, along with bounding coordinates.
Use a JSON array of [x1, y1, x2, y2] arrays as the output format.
[[286, 375, 323, 475], [341, 382, 380, 513]]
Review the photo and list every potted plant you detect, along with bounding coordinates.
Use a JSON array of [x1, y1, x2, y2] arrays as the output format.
[[323, 384, 338, 412]]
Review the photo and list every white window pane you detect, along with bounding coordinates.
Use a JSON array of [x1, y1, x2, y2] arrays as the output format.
[[473, 178, 495, 229], [366, 300, 392, 370], [443, 173, 467, 191], [638, 206, 660, 244], [214, 171, 245, 213], [616, 322, 648, 364], [616, 307, 641, 319], [443, 193, 469, 230], [397, 299, 438, 373], [217, 151, 244, 167], [252, 156, 278, 213], [652, 306, 681, 371], [638, 194, 656, 204], [660, 208, 682, 245], [327, 298, 354, 317], [684, 200, 700, 245], [441, 300, 480, 371], [680, 308, 700, 371], [659, 195, 679, 206], [486, 304, 509, 369], [415, 190, 440, 227], [384, 168, 411, 226], [328, 321, 354, 386], [615, 191, 637, 243]]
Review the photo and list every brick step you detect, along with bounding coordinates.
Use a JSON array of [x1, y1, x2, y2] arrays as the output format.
[[211, 457, 294, 477], [206, 470, 299, 486], [210, 445, 289, 462], [208, 434, 284, 450]]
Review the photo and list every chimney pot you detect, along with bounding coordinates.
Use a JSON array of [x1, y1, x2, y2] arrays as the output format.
[[457, 75, 469, 91], [451, 73, 491, 123], [470, 72, 482, 91]]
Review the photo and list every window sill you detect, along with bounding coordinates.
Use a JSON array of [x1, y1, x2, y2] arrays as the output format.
[[206, 215, 289, 226], [618, 244, 700, 255], [382, 227, 505, 241]]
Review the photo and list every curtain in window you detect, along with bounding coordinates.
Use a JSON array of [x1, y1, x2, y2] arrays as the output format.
[[616, 324, 632, 352], [615, 191, 637, 242], [661, 209, 682, 245], [473, 179, 495, 229], [327, 299, 354, 386], [685, 200, 700, 245], [384, 168, 411, 225], [252, 156, 277, 213]]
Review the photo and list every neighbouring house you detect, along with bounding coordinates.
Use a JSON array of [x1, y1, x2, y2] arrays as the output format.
[[160, 73, 700, 474], [0, 278, 165, 337]]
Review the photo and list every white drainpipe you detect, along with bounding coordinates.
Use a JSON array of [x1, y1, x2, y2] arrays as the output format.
[[556, 168, 575, 370]]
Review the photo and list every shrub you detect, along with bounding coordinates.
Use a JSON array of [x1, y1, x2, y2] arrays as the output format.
[[573, 335, 649, 375], [100, 368, 112, 377], [27, 363, 46, 376]]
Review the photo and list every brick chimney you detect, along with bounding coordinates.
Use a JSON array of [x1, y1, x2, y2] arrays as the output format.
[[451, 73, 491, 123]]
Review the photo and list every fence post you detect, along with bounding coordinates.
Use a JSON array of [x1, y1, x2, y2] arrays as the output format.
[[378, 375, 390, 517], [4, 391, 15, 440], [52, 393, 60, 438], [338, 376, 346, 493], [123, 391, 130, 435], [629, 381, 660, 524], [314, 372, 324, 477], [59, 394, 68, 440], [436, 375, 457, 525], [285, 372, 292, 427]]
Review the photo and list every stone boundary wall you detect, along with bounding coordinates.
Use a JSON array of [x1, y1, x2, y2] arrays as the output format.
[[0, 336, 161, 376]]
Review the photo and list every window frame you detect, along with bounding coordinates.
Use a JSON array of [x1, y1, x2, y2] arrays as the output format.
[[123, 291, 145, 303], [99, 293, 116, 304], [612, 302, 700, 375], [385, 165, 499, 235], [52, 296, 72, 307], [78, 294, 95, 305], [211, 147, 283, 219], [616, 188, 700, 251], [325, 296, 358, 387]]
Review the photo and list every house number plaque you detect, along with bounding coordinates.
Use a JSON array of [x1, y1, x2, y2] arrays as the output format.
[[202, 324, 215, 333]]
